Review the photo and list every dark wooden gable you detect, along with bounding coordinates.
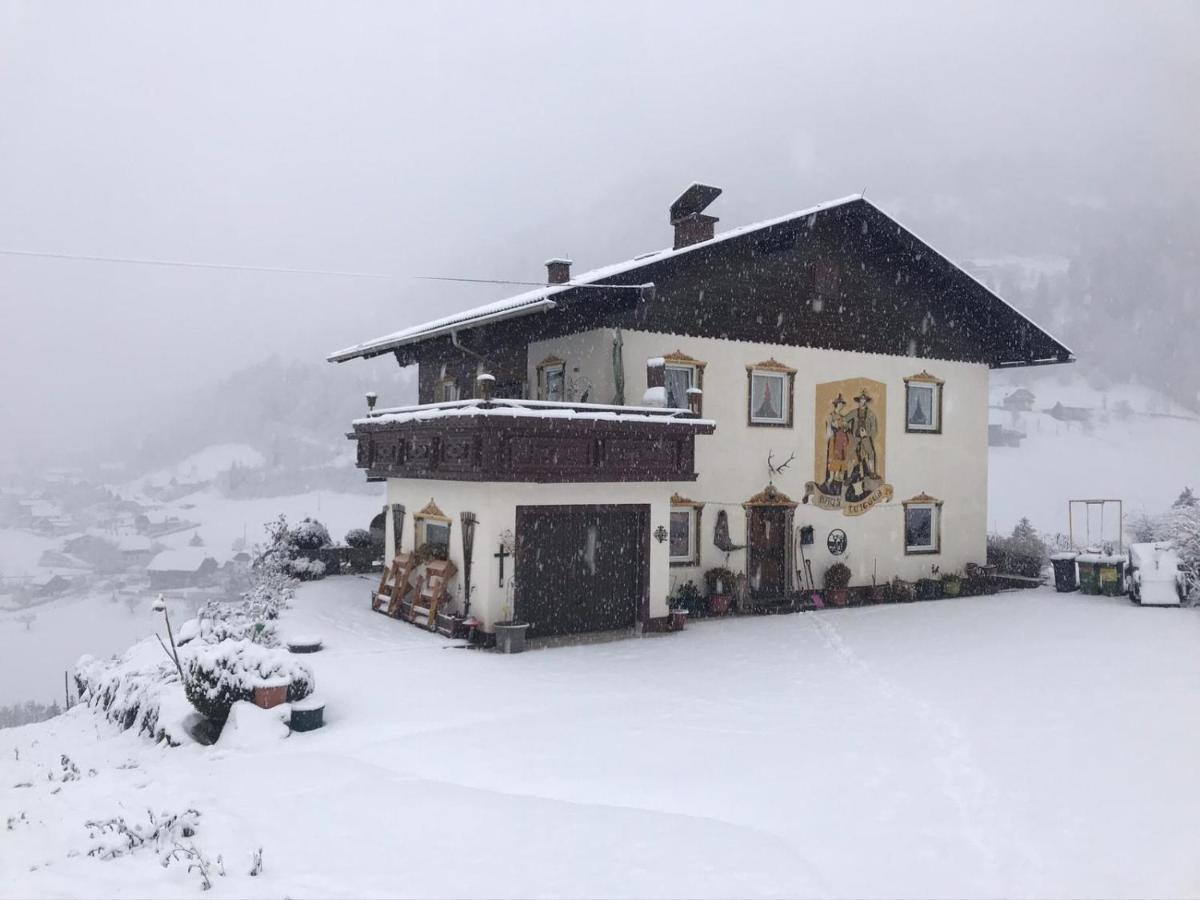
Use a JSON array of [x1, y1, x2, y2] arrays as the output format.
[[401, 199, 1070, 396]]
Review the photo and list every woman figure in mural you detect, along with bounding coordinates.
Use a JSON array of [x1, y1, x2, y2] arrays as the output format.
[[845, 390, 881, 501], [821, 394, 851, 495]]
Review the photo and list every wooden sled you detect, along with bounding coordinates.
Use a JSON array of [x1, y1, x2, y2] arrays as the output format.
[[409, 559, 458, 631], [372, 552, 417, 617]]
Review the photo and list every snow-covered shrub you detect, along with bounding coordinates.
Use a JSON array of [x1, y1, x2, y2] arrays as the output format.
[[197, 569, 294, 647], [183, 640, 313, 723], [344, 527, 376, 549], [86, 808, 225, 890], [287, 556, 326, 581], [290, 517, 332, 551], [987, 518, 1048, 577], [1163, 503, 1200, 602], [75, 645, 186, 745]]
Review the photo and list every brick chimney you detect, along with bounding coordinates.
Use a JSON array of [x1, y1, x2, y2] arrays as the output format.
[[670, 183, 722, 250], [545, 258, 572, 285]]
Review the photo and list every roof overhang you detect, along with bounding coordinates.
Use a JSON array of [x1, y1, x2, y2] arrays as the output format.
[[327, 297, 560, 363]]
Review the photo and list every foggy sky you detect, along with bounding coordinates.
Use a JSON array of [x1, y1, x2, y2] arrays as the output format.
[[2, 1, 1197, 467]]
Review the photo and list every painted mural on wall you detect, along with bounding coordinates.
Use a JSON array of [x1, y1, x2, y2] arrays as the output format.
[[803, 377, 894, 515]]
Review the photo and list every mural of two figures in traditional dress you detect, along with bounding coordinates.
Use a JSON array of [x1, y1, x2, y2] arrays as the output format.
[[803, 377, 894, 515]]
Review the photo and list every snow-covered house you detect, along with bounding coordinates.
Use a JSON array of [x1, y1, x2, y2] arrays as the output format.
[[147, 548, 221, 590], [329, 184, 1072, 637]]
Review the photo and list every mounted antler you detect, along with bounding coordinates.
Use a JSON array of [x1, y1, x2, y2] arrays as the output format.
[[767, 450, 796, 476]]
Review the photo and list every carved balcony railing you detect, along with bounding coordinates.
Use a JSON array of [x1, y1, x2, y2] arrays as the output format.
[[349, 399, 715, 484]]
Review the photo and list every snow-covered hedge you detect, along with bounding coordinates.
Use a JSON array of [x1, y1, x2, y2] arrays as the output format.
[[183, 640, 314, 724], [75, 642, 193, 746], [196, 570, 294, 647]]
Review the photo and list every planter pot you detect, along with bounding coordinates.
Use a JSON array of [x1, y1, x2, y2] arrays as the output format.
[[941, 580, 962, 598], [290, 697, 325, 732], [915, 579, 943, 601], [826, 588, 849, 607], [668, 609, 689, 631], [494, 622, 530, 654], [870, 585, 891, 604], [892, 581, 915, 602], [708, 594, 731, 617], [286, 636, 323, 654], [253, 679, 289, 710]]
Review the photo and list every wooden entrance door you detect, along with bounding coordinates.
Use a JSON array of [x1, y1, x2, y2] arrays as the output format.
[[515, 504, 649, 637], [748, 506, 789, 598]]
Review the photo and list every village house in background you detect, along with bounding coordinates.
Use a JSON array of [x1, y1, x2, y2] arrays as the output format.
[[329, 184, 1072, 637]]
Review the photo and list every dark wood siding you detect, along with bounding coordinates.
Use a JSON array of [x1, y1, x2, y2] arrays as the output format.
[[514, 504, 649, 637]]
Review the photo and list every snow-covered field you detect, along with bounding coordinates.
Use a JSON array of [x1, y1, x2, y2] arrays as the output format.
[[988, 371, 1200, 534], [3, 576, 1199, 898]]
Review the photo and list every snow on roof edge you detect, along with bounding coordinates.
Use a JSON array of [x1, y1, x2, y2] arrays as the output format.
[[326, 194, 864, 363]]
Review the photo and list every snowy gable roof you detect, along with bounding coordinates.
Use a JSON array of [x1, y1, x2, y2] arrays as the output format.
[[147, 548, 220, 573], [329, 192, 1072, 369], [327, 194, 863, 363]]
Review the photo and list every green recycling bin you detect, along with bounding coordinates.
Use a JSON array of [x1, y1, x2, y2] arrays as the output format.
[[1076, 554, 1102, 595], [1098, 557, 1126, 596]]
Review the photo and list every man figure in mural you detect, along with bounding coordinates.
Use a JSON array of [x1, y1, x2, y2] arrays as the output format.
[[821, 394, 851, 496], [846, 390, 880, 500]]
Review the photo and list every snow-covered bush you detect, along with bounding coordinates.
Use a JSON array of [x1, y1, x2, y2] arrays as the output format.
[[1163, 503, 1200, 602], [344, 527, 376, 549], [287, 556, 326, 581], [183, 640, 313, 723], [987, 518, 1048, 577], [197, 570, 293, 647], [290, 517, 332, 551], [75, 645, 186, 745], [86, 808, 225, 890]]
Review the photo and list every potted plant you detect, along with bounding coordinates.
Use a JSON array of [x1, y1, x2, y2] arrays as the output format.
[[870, 579, 891, 603], [915, 577, 943, 601], [667, 584, 694, 630], [704, 567, 735, 616], [493, 599, 529, 654], [941, 571, 963, 597], [891, 576, 915, 603], [823, 562, 852, 607]]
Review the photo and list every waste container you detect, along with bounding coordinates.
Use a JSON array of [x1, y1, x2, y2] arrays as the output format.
[[1077, 552, 1126, 596], [1098, 556, 1126, 597], [1050, 552, 1078, 592], [1076, 553, 1102, 595]]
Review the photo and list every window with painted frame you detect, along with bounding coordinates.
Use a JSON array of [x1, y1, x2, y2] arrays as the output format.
[[746, 359, 796, 427], [413, 500, 452, 556], [904, 371, 944, 433], [903, 493, 942, 554], [669, 495, 704, 566]]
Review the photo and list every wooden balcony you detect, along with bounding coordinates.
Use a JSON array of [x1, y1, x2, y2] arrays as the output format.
[[349, 399, 715, 484]]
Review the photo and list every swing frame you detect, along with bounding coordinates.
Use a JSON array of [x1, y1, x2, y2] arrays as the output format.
[[1068, 498, 1123, 553]]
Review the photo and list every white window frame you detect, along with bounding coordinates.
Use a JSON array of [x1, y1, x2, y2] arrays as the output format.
[[669, 506, 697, 564], [663, 364, 697, 410], [905, 381, 941, 433], [749, 370, 789, 425], [540, 362, 565, 402], [904, 502, 940, 554]]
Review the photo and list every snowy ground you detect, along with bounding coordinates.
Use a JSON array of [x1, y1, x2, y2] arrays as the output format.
[[3, 577, 1199, 898]]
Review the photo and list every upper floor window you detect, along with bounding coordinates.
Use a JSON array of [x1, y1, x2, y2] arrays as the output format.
[[651, 350, 706, 414], [904, 371, 944, 433], [746, 359, 796, 427], [436, 377, 459, 403], [536, 356, 566, 402], [903, 493, 942, 554]]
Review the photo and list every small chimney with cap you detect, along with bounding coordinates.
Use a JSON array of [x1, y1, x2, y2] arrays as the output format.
[[670, 183, 722, 250], [545, 257, 572, 285]]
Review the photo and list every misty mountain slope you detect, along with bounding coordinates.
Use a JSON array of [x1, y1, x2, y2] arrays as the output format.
[[987, 371, 1199, 535]]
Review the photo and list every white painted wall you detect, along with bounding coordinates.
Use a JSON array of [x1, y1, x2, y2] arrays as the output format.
[[528, 328, 990, 590], [383, 478, 680, 631]]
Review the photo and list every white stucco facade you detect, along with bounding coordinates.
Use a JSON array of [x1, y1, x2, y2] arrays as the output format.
[[381, 327, 990, 632], [526, 328, 990, 591]]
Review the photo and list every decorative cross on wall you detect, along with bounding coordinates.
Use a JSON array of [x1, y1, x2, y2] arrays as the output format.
[[494, 543, 511, 587]]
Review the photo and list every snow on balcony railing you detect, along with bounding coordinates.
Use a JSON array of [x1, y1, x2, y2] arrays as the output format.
[[353, 398, 714, 429]]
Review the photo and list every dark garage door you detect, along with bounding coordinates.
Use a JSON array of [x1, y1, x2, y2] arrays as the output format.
[[515, 504, 649, 637]]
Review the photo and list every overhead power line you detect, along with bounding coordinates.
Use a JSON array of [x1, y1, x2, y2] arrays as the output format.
[[0, 247, 390, 279]]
